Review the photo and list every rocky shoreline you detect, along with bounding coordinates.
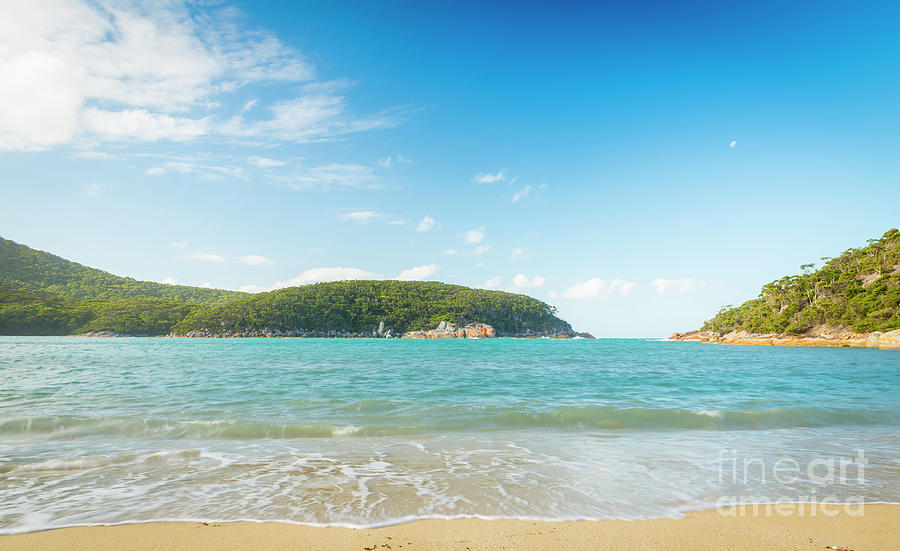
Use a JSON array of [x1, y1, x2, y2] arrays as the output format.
[[78, 321, 595, 339], [669, 328, 900, 350]]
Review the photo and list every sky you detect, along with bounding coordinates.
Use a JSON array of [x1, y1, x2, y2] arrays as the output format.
[[1, 0, 899, 337]]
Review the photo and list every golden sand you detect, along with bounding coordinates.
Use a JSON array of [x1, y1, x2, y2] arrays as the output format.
[[0, 504, 895, 551]]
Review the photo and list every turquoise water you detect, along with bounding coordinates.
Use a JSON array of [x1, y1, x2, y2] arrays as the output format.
[[0, 337, 898, 532]]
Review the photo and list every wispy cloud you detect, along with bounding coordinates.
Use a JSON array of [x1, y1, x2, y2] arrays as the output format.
[[651, 278, 708, 295], [472, 170, 506, 184], [149, 160, 244, 181], [510, 247, 525, 261], [186, 251, 225, 262], [338, 210, 383, 224], [512, 184, 533, 203], [223, 95, 402, 144], [239, 254, 274, 266], [512, 274, 546, 288], [169, 241, 188, 250], [276, 267, 379, 287], [396, 263, 439, 281], [483, 276, 503, 288], [0, 1, 399, 151], [462, 226, 485, 244], [473, 245, 491, 256], [416, 216, 436, 232], [442, 248, 459, 256], [277, 164, 379, 191], [378, 154, 411, 168], [247, 155, 287, 168], [562, 278, 635, 299]]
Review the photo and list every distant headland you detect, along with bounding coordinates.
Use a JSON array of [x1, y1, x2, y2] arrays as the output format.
[[0, 237, 591, 339], [671, 229, 900, 350]]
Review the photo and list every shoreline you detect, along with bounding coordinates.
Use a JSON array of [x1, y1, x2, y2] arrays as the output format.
[[1, 504, 895, 550], [669, 329, 900, 350]]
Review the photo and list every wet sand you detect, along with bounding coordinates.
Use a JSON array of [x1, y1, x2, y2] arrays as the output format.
[[1, 503, 895, 550]]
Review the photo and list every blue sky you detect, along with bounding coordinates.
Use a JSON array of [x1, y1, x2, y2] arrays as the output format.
[[1, 1, 898, 336]]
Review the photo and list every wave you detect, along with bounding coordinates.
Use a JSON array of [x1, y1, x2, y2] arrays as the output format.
[[1, 405, 897, 439]]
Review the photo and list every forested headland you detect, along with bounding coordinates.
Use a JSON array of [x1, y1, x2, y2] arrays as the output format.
[[0, 237, 576, 337], [702, 229, 900, 336]]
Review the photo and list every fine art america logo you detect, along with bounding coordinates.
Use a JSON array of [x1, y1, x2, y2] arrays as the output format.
[[715, 449, 867, 516]]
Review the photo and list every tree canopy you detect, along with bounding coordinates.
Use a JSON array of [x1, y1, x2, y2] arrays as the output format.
[[174, 280, 571, 336], [703, 229, 900, 335], [0, 237, 572, 337]]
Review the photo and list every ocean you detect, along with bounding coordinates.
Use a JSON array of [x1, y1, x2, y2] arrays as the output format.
[[1, 337, 898, 533]]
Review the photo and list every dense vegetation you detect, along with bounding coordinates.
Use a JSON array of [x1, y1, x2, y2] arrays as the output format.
[[0, 237, 245, 335], [0, 237, 243, 304], [174, 280, 572, 336], [0, 237, 572, 336], [703, 229, 900, 335]]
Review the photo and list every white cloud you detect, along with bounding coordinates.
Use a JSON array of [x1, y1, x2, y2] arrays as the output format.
[[730, 140, 737, 148], [278, 163, 379, 191], [563, 278, 635, 299], [186, 251, 224, 262], [160, 277, 178, 285], [0, 1, 395, 150], [512, 184, 533, 203], [396, 263, 439, 281], [247, 155, 287, 168], [473, 245, 491, 256], [442, 248, 459, 256], [227, 95, 399, 143], [483, 276, 503, 288], [146, 166, 166, 175], [238, 284, 269, 293], [159, 160, 244, 181], [473, 170, 506, 184], [0, 50, 81, 150], [378, 156, 393, 168], [339, 210, 382, 223], [416, 216, 435, 232], [72, 150, 118, 160], [462, 226, 485, 244], [512, 274, 546, 288], [239, 254, 273, 266], [81, 108, 209, 141], [651, 278, 707, 295], [169, 241, 188, 249], [276, 267, 378, 287], [510, 247, 525, 261], [198, 282, 212, 288]]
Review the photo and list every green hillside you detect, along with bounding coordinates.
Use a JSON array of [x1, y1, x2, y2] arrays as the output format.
[[0, 237, 243, 304], [703, 229, 900, 335], [0, 237, 574, 337], [173, 280, 572, 337]]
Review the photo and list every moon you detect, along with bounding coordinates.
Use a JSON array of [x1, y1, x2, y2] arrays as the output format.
[[730, 141, 737, 148]]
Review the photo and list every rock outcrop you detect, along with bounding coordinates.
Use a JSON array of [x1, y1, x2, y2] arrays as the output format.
[[401, 321, 496, 339], [171, 320, 594, 339], [669, 328, 900, 350]]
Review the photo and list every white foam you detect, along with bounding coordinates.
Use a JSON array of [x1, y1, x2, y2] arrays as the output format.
[[332, 425, 361, 436]]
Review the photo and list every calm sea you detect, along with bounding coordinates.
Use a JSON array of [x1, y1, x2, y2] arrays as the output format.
[[1, 337, 898, 532]]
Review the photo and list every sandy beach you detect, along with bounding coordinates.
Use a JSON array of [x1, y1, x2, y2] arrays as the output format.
[[1, 504, 895, 551]]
